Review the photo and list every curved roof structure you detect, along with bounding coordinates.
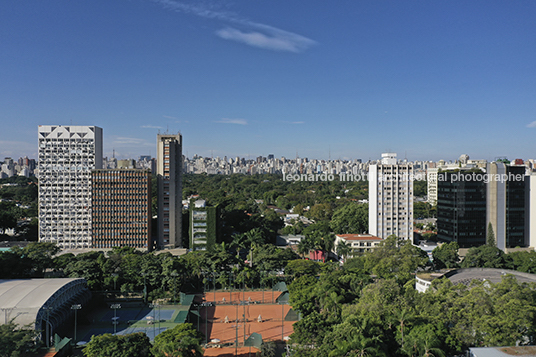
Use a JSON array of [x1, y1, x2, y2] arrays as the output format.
[[416, 268, 536, 293], [444, 268, 536, 286], [0, 278, 91, 342]]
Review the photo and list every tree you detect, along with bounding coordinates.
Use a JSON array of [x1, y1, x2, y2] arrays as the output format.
[[259, 341, 277, 357], [307, 203, 333, 222], [461, 245, 506, 269], [336, 240, 352, 261], [330, 203, 368, 235], [22, 242, 60, 276], [286, 259, 320, 279], [151, 323, 203, 357], [486, 222, 495, 247], [83, 333, 152, 357], [0, 322, 41, 357], [432, 242, 459, 269]]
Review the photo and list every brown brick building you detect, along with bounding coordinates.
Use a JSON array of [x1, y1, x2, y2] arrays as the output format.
[[91, 169, 152, 249]]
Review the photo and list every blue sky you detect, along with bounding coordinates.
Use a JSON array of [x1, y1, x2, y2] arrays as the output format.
[[1, 0, 535, 162]]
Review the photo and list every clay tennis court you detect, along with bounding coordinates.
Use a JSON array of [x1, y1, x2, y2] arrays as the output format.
[[202, 290, 281, 305], [199, 290, 295, 356]]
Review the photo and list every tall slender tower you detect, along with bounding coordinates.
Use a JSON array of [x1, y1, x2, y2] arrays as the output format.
[[38, 125, 103, 248], [369, 153, 413, 240], [157, 133, 183, 248]]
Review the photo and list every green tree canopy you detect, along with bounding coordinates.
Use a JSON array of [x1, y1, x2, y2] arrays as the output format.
[[432, 242, 459, 269], [151, 323, 204, 357], [461, 245, 507, 269], [0, 322, 41, 357], [83, 332, 152, 357], [330, 203, 368, 235]]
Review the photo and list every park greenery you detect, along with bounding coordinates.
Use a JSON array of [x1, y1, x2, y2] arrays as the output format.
[[81, 323, 204, 357], [0, 176, 38, 240], [4, 237, 536, 356], [288, 237, 536, 356], [6, 173, 536, 355], [0, 322, 41, 357]]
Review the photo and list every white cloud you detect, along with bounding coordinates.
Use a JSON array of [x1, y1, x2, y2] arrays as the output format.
[[141, 125, 163, 129], [527, 121, 536, 128], [151, 0, 316, 52], [215, 118, 248, 125], [281, 120, 305, 124], [163, 115, 178, 120], [216, 26, 315, 53], [112, 137, 153, 146]]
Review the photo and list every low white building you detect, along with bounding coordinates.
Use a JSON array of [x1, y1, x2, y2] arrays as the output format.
[[335, 234, 382, 254]]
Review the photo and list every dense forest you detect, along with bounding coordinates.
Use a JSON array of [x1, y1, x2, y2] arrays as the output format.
[[3, 239, 536, 356]]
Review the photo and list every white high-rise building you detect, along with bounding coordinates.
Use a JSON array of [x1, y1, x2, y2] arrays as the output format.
[[368, 153, 413, 240], [38, 125, 103, 248]]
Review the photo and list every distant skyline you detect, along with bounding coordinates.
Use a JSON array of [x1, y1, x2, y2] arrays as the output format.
[[1, 0, 535, 162]]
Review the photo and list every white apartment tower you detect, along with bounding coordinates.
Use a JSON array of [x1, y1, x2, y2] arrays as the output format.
[[157, 133, 183, 249], [38, 125, 103, 248], [369, 153, 413, 240]]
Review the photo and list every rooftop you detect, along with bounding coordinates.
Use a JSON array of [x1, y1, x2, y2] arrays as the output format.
[[336, 234, 382, 241]]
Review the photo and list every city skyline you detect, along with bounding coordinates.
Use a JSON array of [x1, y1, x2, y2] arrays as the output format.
[[1, 1, 535, 161]]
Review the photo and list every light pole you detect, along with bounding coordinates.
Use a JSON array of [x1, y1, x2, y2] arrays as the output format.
[[212, 272, 218, 304], [235, 301, 239, 357], [0, 307, 13, 324], [149, 302, 158, 339], [200, 302, 211, 345], [71, 304, 82, 345], [141, 273, 147, 304], [280, 302, 285, 341], [112, 273, 118, 292], [111, 304, 121, 335], [42, 306, 54, 348], [170, 271, 178, 304]]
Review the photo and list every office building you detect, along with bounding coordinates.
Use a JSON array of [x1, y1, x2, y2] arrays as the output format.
[[190, 199, 219, 251], [157, 133, 183, 248], [368, 153, 414, 240], [436, 169, 487, 247], [487, 162, 527, 249], [427, 168, 439, 205], [38, 125, 103, 248], [91, 169, 152, 249]]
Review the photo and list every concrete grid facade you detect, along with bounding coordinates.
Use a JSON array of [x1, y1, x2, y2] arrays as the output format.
[[157, 133, 183, 248], [91, 169, 152, 249], [38, 125, 102, 249], [369, 153, 413, 240]]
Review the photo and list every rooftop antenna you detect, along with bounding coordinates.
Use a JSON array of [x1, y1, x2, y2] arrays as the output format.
[[329, 146, 331, 161], [113, 148, 115, 159]]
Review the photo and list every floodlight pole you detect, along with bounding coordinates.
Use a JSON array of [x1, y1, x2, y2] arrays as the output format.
[[281, 302, 284, 341], [112, 273, 118, 292], [171, 271, 178, 304], [229, 271, 232, 303], [235, 302, 238, 357], [213, 272, 216, 304], [150, 303, 157, 339], [111, 304, 121, 335], [71, 304, 82, 345], [42, 306, 54, 349], [141, 272, 147, 304]]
